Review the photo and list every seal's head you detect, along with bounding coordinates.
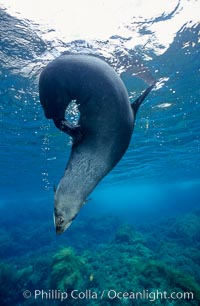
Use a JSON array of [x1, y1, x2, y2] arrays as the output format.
[[54, 191, 84, 234]]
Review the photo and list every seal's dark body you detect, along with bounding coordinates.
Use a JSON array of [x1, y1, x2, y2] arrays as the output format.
[[39, 55, 155, 233], [39, 55, 133, 177]]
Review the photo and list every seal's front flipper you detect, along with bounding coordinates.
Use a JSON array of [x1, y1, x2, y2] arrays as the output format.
[[71, 125, 83, 144], [53, 119, 83, 144], [131, 82, 156, 118]]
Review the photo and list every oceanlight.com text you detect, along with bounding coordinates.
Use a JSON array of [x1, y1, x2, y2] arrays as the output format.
[[23, 289, 194, 302]]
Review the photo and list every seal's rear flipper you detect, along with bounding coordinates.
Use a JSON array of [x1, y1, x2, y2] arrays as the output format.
[[53, 119, 83, 144], [131, 82, 156, 117]]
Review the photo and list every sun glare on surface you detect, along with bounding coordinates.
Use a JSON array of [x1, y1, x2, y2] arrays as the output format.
[[0, 0, 199, 42]]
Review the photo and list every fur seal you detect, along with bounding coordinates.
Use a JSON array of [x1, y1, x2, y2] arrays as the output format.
[[39, 54, 155, 234]]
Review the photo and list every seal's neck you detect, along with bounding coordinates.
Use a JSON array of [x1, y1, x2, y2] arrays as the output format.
[[58, 148, 108, 201]]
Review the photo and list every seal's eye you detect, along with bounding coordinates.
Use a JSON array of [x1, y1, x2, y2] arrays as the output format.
[[59, 217, 64, 224]]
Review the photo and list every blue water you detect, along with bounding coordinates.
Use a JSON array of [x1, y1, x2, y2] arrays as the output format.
[[0, 1, 200, 305]]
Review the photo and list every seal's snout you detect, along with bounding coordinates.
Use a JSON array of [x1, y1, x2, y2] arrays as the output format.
[[53, 212, 65, 235], [54, 214, 72, 235], [56, 221, 72, 235], [54, 204, 77, 235], [56, 226, 63, 235]]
